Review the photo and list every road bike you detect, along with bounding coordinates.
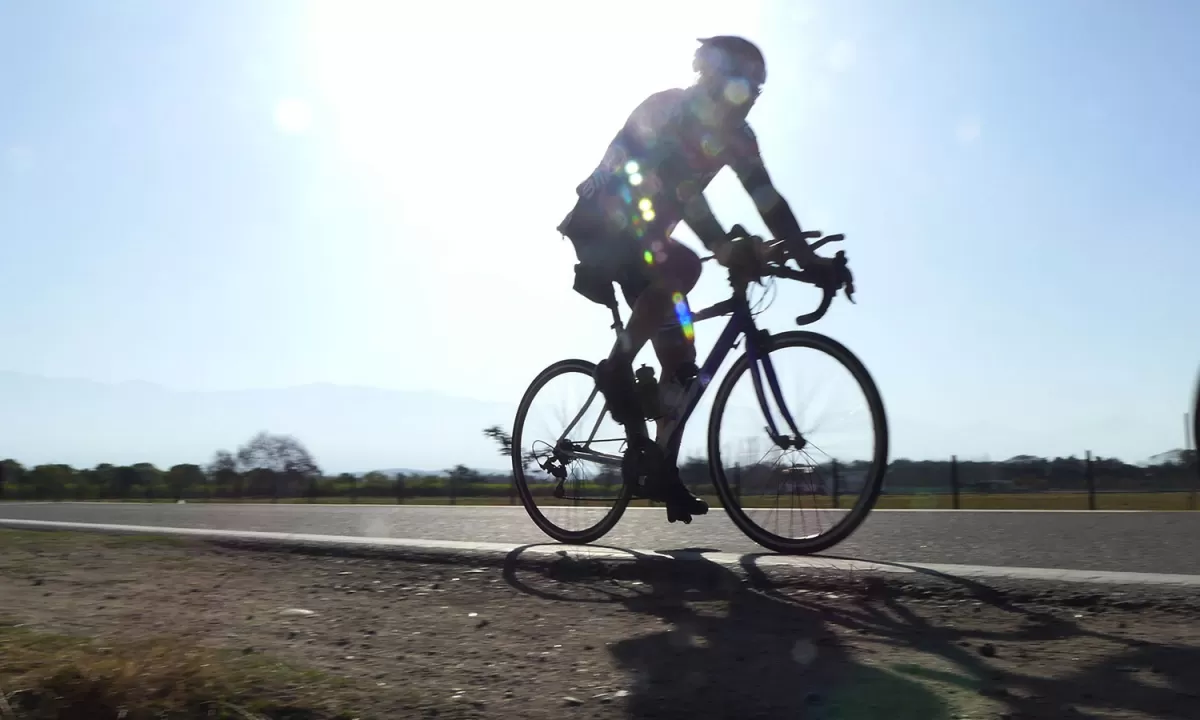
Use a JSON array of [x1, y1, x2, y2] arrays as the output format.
[[511, 227, 888, 555]]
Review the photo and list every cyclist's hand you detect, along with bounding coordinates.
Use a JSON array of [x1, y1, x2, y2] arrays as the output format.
[[800, 250, 856, 302], [714, 236, 767, 277]]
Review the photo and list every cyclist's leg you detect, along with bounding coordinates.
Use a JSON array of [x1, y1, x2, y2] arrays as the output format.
[[611, 234, 708, 520], [619, 238, 701, 435], [596, 232, 698, 422], [561, 204, 645, 428]]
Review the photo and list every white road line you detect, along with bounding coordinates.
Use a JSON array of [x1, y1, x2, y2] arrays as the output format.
[[3, 518, 1199, 588]]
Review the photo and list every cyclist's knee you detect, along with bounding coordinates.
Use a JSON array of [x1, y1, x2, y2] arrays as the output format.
[[668, 242, 702, 293], [647, 238, 700, 295]]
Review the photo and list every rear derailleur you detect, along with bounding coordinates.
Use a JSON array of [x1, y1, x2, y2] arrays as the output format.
[[536, 439, 575, 499]]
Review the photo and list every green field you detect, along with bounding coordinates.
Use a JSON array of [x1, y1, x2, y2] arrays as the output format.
[[47, 490, 1199, 511]]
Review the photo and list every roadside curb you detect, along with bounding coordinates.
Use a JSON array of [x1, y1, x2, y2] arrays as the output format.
[[5, 517, 1200, 592]]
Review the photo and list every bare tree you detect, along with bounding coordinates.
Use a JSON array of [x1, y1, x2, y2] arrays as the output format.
[[236, 431, 321, 475], [235, 432, 322, 500], [484, 425, 539, 471], [482, 425, 513, 457]]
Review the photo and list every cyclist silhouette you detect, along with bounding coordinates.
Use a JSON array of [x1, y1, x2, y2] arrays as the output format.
[[557, 36, 827, 523]]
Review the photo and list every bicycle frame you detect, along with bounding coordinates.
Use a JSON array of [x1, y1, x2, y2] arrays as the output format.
[[556, 286, 804, 471]]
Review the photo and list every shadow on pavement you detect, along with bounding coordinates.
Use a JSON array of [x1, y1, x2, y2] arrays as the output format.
[[740, 553, 1200, 719], [502, 543, 954, 719]]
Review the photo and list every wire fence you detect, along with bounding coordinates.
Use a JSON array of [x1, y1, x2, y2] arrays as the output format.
[[2, 452, 1197, 510]]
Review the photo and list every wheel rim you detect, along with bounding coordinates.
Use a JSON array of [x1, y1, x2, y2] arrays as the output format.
[[513, 361, 630, 541], [710, 335, 887, 551]]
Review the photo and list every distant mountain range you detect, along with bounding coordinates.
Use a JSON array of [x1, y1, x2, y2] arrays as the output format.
[[0, 371, 517, 473], [1, 371, 1186, 474]]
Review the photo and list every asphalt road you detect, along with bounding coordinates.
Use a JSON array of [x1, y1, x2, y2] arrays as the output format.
[[1, 502, 1198, 575]]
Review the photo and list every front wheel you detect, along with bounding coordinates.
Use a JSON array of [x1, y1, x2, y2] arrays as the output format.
[[707, 331, 889, 554]]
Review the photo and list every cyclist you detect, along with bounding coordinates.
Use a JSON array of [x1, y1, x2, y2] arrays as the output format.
[[557, 35, 824, 523]]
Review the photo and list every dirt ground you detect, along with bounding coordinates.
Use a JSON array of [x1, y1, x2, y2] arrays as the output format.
[[1, 530, 1199, 719]]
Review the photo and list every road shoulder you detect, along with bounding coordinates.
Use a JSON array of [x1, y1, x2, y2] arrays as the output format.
[[2, 529, 1199, 719]]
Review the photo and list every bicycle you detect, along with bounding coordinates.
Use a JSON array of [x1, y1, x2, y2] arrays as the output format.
[[511, 226, 889, 555]]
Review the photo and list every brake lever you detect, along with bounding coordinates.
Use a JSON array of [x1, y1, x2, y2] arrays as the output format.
[[834, 250, 856, 304]]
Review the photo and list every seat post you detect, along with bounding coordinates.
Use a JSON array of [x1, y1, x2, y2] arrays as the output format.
[[609, 304, 623, 333]]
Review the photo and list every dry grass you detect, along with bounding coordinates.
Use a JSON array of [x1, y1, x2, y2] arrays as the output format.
[[0, 624, 356, 720]]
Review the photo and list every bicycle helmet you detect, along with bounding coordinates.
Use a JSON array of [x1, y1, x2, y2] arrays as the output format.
[[693, 35, 767, 89]]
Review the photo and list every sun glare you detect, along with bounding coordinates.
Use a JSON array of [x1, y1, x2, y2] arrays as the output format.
[[299, 0, 766, 274], [274, 98, 313, 135]]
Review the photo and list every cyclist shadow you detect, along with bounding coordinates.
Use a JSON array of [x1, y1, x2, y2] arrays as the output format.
[[743, 553, 1200, 719], [502, 544, 955, 720]]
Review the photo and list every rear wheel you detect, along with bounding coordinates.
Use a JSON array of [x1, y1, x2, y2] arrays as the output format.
[[707, 331, 888, 554], [512, 359, 633, 544]]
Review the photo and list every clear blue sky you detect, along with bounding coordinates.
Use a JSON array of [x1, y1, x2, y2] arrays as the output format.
[[2, 0, 1198, 464]]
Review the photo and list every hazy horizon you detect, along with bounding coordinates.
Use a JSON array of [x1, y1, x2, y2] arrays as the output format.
[[0, 369, 1189, 473]]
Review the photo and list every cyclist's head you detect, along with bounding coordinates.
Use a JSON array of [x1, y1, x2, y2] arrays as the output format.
[[692, 35, 766, 112]]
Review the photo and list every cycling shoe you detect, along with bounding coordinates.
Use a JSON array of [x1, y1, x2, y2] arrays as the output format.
[[664, 481, 709, 525]]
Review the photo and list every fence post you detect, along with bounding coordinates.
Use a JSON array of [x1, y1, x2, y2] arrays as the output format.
[[950, 455, 960, 510], [831, 459, 840, 509], [1190, 451, 1198, 512], [733, 463, 742, 502], [1085, 450, 1096, 510]]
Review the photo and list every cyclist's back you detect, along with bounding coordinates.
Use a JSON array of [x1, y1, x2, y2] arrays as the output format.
[[567, 86, 763, 236]]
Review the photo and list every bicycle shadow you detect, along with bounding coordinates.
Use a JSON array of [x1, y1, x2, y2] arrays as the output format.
[[502, 543, 956, 719], [738, 553, 1200, 718]]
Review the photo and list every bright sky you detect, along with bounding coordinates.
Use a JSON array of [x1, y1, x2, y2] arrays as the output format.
[[2, 0, 1198, 465]]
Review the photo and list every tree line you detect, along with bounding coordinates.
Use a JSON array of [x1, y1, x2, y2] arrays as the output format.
[[486, 424, 1198, 495], [0, 431, 515, 503], [1, 427, 1196, 503]]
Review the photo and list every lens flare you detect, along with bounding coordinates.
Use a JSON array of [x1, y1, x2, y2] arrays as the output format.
[[643, 209, 656, 222], [638, 198, 653, 212], [630, 172, 643, 186], [672, 292, 695, 342], [723, 78, 752, 105], [625, 160, 640, 175], [643, 249, 654, 265]]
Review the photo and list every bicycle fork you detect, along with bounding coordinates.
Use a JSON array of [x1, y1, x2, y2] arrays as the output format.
[[747, 331, 807, 452]]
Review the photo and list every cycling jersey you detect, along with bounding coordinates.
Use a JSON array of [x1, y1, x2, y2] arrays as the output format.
[[558, 85, 764, 245]]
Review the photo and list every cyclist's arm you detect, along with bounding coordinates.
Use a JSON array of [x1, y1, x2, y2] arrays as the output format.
[[730, 126, 816, 262], [681, 191, 731, 253]]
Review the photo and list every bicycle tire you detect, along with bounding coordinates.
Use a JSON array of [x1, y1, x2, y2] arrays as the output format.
[[706, 330, 889, 555], [512, 358, 633, 544]]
